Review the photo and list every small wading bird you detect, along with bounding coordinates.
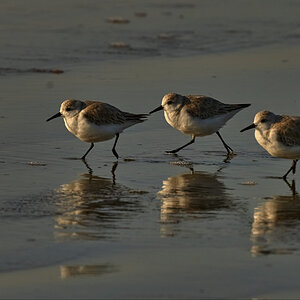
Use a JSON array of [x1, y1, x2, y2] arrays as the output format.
[[150, 93, 250, 155], [47, 99, 147, 160], [241, 110, 300, 180]]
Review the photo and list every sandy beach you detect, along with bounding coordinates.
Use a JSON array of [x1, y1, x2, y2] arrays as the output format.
[[0, 0, 300, 298]]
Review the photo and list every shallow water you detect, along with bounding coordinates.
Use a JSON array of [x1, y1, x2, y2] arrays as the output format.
[[0, 1, 300, 299]]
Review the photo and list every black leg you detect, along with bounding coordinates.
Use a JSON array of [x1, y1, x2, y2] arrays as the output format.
[[292, 159, 298, 174], [81, 143, 94, 160], [283, 160, 298, 180], [223, 153, 235, 163], [165, 136, 195, 154], [112, 133, 120, 159], [216, 131, 233, 154]]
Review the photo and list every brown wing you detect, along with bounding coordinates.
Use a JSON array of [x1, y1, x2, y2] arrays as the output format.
[[83, 101, 147, 125], [276, 116, 300, 147], [185, 95, 249, 119], [83, 101, 126, 125]]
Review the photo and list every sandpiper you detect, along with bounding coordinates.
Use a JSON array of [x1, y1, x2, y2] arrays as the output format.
[[241, 110, 300, 179], [47, 99, 147, 160], [150, 93, 250, 155]]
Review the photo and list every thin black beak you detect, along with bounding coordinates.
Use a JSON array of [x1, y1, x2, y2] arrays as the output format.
[[149, 105, 163, 114], [240, 123, 256, 132], [46, 112, 62, 122]]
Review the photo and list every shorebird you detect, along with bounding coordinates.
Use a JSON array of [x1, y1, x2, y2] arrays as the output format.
[[47, 99, 147, 160], [150, 92, 250, 155], [241, 110, 300, 179]]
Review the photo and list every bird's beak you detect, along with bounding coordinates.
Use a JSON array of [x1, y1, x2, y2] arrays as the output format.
[[149, 105, 163, 114], [240, 123, 256, 132], [46, 112, 62, 122]]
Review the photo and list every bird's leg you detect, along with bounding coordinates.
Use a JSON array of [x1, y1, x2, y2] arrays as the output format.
[[292, 159, 298, 174], [223, 154, 235, 163], [216, 131, 233, 154], [283, 160, 298, 179], [112, 133, 120, 159], [165, 136, 195, 154], [81, 143, 94, 160]]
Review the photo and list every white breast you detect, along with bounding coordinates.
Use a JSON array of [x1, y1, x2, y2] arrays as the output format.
[[63, 115, 124, 143], [255, 128, 300, 159], [164, 109, 238, 137]]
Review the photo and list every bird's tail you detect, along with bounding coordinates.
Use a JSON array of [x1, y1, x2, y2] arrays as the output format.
[[124, 112, 148, 123], [225, 103, 251, 113]]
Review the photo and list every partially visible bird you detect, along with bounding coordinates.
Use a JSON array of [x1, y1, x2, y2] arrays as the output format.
[[241, 110, 300, 179]]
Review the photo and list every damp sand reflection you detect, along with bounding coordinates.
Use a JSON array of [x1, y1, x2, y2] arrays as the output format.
[[251, 189, 300, 256], [60, 263, 119, 279], [158, 170, 234, 237], [54, 172, 144, 241]]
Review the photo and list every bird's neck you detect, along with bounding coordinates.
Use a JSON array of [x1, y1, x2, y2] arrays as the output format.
[[63, 115, 79, 135]]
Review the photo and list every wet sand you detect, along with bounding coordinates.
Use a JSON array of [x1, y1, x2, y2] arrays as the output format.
[[0, 44, 300, 298], [1, 0, 300, 298]]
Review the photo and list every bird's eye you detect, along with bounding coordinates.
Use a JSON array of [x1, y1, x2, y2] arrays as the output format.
[[261, 118, 267, 123], [167, 100, 173, 105], [66, 107, 71, 112]]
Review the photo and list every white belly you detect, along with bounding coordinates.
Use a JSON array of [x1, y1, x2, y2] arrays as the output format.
[[165, 110, 236, 137], [64, 117, 124, 143], [255, 130, 300, 159]]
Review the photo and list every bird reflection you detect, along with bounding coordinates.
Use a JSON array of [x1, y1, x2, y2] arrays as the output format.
[[158, 170, 232, 237], [81, 159, 118, 183], [283, 178, 296, 195], [54, 172, 142, 241], [60, 263, 119, 279], [251, 189, 300, 256]]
